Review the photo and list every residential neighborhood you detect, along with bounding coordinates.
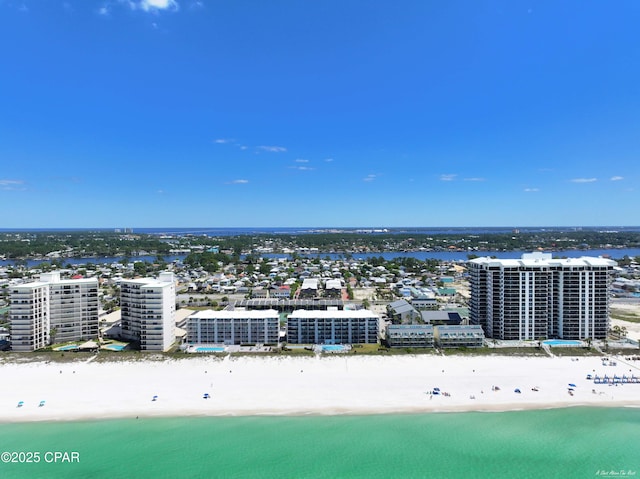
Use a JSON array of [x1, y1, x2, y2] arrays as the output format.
[[2, 247, 639, 353]]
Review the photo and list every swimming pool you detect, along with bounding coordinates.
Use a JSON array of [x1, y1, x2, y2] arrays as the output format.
[[321, 345, 348, 352], [543, 340, 582, 347], [103, 344, 126, 351], [56, 345, 79, 351], [195, 347, 225, 353]]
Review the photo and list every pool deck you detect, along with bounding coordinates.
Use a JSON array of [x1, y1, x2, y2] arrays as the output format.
[[543, 340, 584, 347], [185, 344, 273, 354]]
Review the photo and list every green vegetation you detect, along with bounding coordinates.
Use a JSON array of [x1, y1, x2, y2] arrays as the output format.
[[2, 229, 640, 260], [0, 231, 173, 259], [441, 347, 548, 356], [548, 347, 602, 357], [610, 310, 640, 323]]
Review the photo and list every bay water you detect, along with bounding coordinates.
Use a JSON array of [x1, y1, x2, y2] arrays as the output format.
[[1, 407, 638, 479]]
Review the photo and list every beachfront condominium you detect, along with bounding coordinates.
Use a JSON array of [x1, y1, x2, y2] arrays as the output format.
[[468, 252, 616, 340], [119, 272, 176, 351], [9, 281, 50, 352], [9, 272, 99, 352], [187, 309, 279, 345], [287, 309, 379, 344]]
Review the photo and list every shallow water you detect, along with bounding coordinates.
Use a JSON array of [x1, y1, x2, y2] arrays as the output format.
[[0, 407, 638, 479]]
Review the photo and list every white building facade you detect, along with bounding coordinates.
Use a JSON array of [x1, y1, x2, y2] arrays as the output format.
[[9, 272, 99, 351], [44, 272, 99, 344], [9, 281, 50, 352], [287, 309, 379, 344], [468, 253, 615, 340], [120, 272, 176, 351], [187, 309, 279, 345]]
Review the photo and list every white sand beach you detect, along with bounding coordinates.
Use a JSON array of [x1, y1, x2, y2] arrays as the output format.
[[2, 354, 639, 422]]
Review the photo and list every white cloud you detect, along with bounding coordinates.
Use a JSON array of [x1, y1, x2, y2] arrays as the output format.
[[464, 177, 485, 182], [138, 0, 179, 12], [524, 188, 539, 192], [213, 138, 234, 144], [324, 158, 334, 162], [98, 5, 109, 15], [227, 179, 249, 184], [440, 174, 457, 181], [570, 178, 597, 183], [290, 166, 314, 171], [363, 174, 376, 182], [258, 145, 287, 153], [0, 179, 25, 191], [295, 159, 309, 163], [610, 176, 624, 181], [116, 0, 179, 12]]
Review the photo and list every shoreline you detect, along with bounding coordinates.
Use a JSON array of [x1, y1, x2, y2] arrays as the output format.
[[2, 355, 639, 424], [2, 403, 640, 425]]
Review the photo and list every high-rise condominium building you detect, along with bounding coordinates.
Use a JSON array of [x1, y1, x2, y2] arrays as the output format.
[[119, 272, 176, 351], [10, 272, 99, 352], [468, 253, 616, 340]]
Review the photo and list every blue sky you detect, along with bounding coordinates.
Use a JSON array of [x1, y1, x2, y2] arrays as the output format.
[[1, 0, 639, 228]]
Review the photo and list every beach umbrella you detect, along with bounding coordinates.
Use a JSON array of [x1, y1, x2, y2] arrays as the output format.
[[568, 383, 576, 387], [39, 400, 45, 407], [17, 401, 24, 407], [152, 395, 158, 401]]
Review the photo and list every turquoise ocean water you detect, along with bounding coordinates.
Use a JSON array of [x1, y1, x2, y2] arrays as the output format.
[[1, 408, 638, 479]]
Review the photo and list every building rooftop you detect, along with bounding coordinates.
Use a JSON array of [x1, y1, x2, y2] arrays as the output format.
[[387, 324, 434, 331], [420, 311, 462, 323], [190, 309, 280, 319], [288, 309, 378, 319], [469, 253, 616, 268]]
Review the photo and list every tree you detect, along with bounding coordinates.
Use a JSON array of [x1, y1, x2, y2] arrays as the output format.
[[133, 261, 149, 276], [346, 284, 354, 300], [621, 326, 628, 338], [259, 262, 271, 275]]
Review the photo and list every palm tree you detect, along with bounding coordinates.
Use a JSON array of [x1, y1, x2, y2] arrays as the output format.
[[620, 326, 628, 339]]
